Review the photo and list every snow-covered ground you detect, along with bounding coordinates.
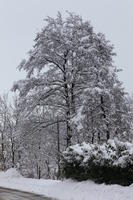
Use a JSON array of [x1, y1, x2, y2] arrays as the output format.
[[0, 169, 133, 200]]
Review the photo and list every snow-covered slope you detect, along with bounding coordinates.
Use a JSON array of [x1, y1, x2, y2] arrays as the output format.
[[0, 169, 133, 200]]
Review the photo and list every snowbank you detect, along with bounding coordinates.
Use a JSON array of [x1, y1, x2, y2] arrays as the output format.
[[0, 169, 133, 200], [0, 168, 22, 179]]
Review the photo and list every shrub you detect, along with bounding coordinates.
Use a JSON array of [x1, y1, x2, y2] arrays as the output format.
[[61, 139, 133, 185]]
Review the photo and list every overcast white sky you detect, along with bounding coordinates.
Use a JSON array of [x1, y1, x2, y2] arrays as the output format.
[[0, 0, 133, 94]]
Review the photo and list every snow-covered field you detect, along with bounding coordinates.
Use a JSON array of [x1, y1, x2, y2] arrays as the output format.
[[0, 169, 133, 200]]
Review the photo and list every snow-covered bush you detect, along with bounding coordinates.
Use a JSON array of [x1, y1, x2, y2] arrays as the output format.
[[61, 139, 133, 185]]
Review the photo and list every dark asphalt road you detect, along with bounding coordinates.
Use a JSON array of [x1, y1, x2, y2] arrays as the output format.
[[0, 188, 55, 200]]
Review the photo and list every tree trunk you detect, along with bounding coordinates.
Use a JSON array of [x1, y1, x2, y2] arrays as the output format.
[[63, 50, 72, 147], [1, 132, 6, 171], [57, 116, 61, 179], [100, 95, 110, 141]]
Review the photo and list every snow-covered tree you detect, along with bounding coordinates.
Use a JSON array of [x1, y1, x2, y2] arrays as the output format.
[[11, 12, 133, 178], [13, 12, 125, 145], [73, 72, 131, 143], [0, 94, 19, 170]]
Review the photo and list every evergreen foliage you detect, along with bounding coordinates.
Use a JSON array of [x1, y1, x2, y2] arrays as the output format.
[[61, 139, 133, 185]]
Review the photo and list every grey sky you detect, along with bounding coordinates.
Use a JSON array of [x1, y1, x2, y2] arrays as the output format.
[[0, 0, 133, 94]]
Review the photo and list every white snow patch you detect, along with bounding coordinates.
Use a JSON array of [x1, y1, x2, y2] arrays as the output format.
[[0, 168, 22, 179], [0, 169, 133, 200]]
